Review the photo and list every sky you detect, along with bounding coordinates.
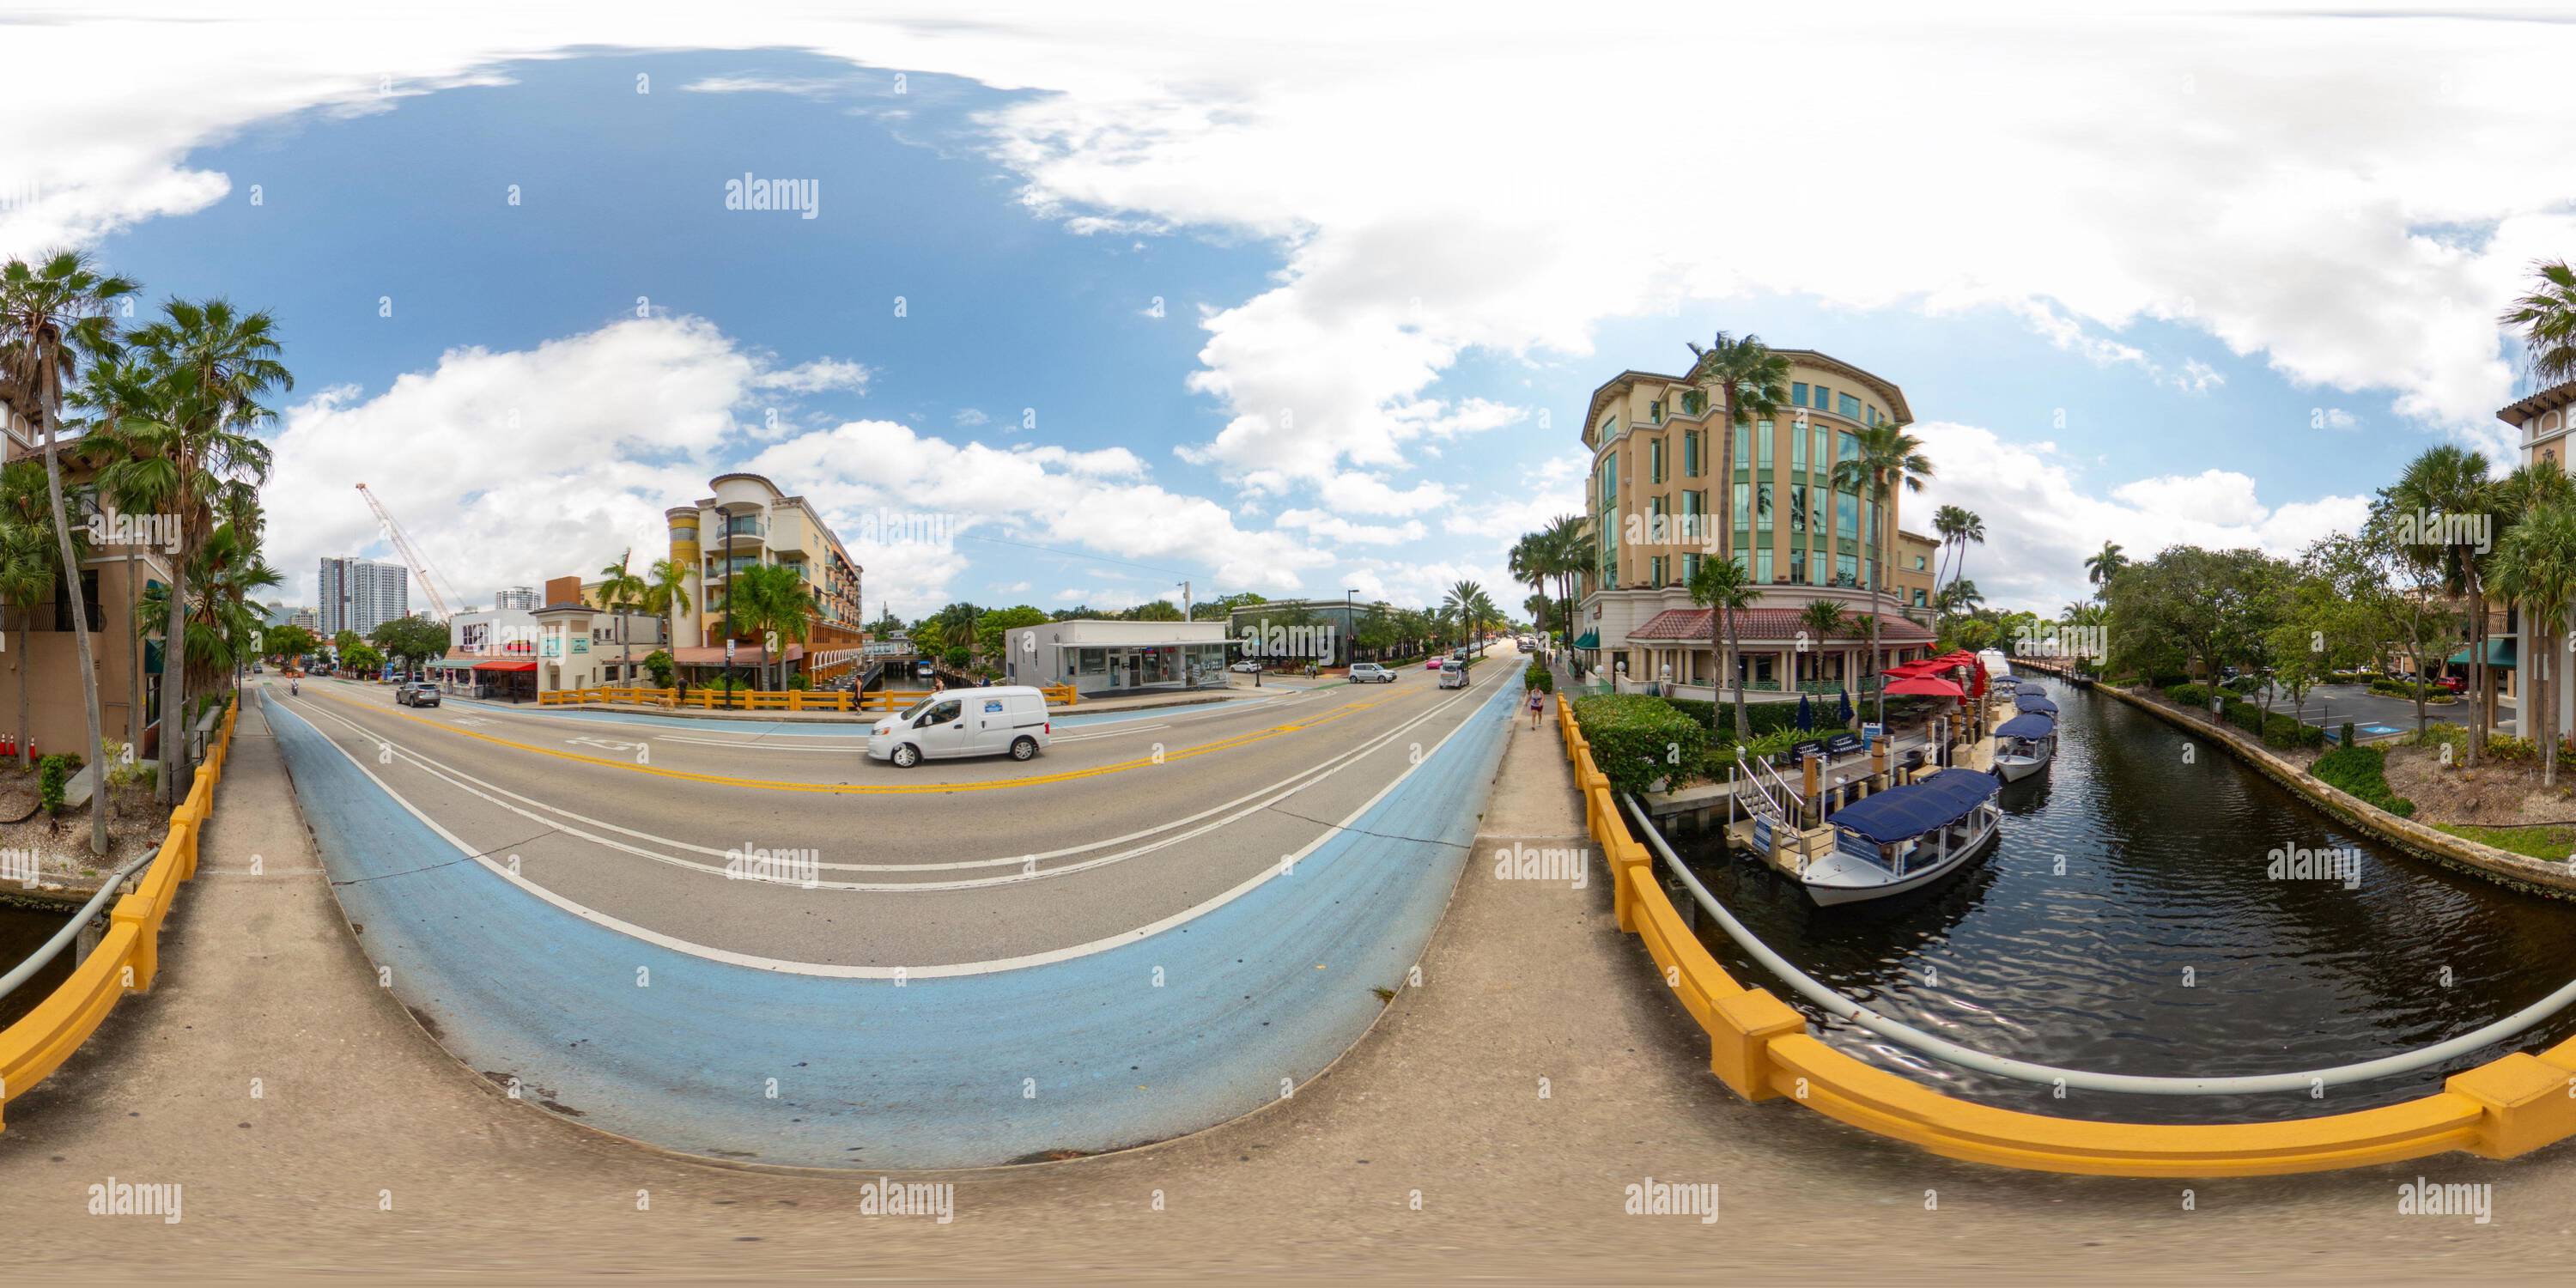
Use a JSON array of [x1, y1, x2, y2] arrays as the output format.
[[4, 2, 2574, 618]]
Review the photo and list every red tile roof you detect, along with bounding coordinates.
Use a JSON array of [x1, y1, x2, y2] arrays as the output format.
[[1627, 607, 1935, 644]]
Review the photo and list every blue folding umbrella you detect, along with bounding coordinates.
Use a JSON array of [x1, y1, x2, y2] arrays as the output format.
[[1796, 693, 1814, 732], [1836, 689, 1854, 726]]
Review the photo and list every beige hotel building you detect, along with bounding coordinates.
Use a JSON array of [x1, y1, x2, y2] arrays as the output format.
[[1576, 348, 1935, 696]]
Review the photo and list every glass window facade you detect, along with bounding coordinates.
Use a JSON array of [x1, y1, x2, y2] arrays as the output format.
[[1755, 421, 1774, 470], [1791, 381, 1808, 407], [1838, 392, 1862, 421]]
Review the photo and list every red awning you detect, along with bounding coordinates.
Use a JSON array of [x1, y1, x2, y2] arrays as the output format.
[[474, 659, 537, 672]]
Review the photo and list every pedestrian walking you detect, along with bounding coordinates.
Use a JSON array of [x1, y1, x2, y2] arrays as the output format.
[[1526, 686, 1545, 729]]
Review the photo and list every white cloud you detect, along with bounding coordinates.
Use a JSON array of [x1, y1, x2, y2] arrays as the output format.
[[264, 315, 769, 609], [29, 3, 2573, 615], [1273, 508, 1425, 546], [953, 408, 990, 428], [1911, 422, 2370, 613], [750, 356, 871, 393], [2111, 470, 2267, 527]]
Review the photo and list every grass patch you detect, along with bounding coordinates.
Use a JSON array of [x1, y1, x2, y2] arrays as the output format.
[[2312, 744, 2415, 817], [2433, 822, 2576, 862]]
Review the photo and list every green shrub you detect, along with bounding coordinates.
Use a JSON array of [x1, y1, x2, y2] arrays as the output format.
[[641, 649, 677, 689], [1523, 665, 1553, 694], [2486, 734, 2537, 763], [787, 673, 810, 691], [2312, 744, 2415, 817], [2409, 723, 2468, 754], [1666, 696, 1818, 739], [2341, 721, 2357, 748], [1571, 694, 1710, 796], [2164, 683, 2212, 708], [38, 753, 79, 814]]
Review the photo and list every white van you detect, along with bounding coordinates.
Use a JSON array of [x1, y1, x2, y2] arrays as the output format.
[[867, 686, 1052, 767]]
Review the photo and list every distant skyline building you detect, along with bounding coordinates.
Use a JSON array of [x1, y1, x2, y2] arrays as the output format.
[[494, 586, 541, 611], [318, 556, 410, 637]]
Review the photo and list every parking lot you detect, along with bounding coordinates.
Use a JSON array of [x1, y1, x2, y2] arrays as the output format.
[[2239, 679, 2514, 741]]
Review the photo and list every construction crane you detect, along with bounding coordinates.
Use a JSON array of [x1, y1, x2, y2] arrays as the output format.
[[355, 483, 463, 621]]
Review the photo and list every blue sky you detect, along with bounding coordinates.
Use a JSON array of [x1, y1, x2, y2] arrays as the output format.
[[12, 7, 2573, 617]]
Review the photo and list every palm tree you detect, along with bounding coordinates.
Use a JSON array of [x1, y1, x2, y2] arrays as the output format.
[[1443, 580, 1489, 656], [1832, 422, 1934, 723], [1682, 333, 1790, 681], [2500, 260, 2576, 390], [1508, 534, 1549, 647], [2490, 499, 2576, 787], [1930, 504, 1969, 587], [2389, 446, 2496, 765], [1945, 509, 1985, 610], [641, 556, 691, 682], [117, 296, 288, 804], [1542, 513, 1592, 653], [595, 554, 647, 688], [732, 563, 816, 690], [2083, 541, 2129, 600], [1690, 556, 1759, 735], [0, 252, 138, 854], [1796, 598, 1847, 687], [68, 354, 163, 756]]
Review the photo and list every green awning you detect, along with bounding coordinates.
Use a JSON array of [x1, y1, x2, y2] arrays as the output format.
[[1572, 630, 1600, 650], [2447, 638, 2516, 670]]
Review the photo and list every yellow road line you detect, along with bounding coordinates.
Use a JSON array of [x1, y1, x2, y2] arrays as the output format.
[[306, 690, 1390, 794]]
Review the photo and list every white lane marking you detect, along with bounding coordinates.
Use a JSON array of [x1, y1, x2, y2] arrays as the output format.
[[289, 680, 1480, 875], [270, 676, 1504, 976], [1051, 723, 1166, 743]]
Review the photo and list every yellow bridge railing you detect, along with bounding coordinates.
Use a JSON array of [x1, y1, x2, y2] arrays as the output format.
[[1556, 692, 2576, 1176], [0, 702, 240, 1130]]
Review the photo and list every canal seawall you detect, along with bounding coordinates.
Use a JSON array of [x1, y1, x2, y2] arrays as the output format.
[[2010, 659, 2576, 900]]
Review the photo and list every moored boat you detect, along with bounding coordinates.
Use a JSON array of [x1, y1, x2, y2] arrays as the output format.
[[1802, 768, 2004, 905], [1991, 711, 2057, 782]]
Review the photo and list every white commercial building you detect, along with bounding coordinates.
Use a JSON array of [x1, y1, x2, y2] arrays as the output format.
[[1002, 619, 1230, 696]]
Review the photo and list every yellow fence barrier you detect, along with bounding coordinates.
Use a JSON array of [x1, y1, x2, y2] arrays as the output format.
[[0, 702, 240, 1130], [1554, 693, 2576, 1176], [537, 683, 1079, 712]]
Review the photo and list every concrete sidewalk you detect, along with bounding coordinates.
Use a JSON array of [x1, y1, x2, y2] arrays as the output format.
[[1, 688, 2571, 1282]]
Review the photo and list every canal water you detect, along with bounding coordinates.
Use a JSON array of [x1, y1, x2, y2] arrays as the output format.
[[0, 900, 78, 1031], [1675, 675, 2576, 1125]]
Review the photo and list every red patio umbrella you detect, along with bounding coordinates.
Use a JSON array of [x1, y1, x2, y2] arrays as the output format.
[[1884, 675, 1967, 698]]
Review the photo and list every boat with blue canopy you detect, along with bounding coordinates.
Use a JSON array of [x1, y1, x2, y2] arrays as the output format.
[[2014, 693, 2058, 715], [1992, 711, 2057, 782], [1803, 768, 2004, 904]]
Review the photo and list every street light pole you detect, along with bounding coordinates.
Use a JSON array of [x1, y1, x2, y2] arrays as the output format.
[[1346, 589, 1358, 666]]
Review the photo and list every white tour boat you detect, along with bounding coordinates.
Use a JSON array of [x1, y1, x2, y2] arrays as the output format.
[[1990, 711, 2057, 783], [1801, 768, 2004, 905]]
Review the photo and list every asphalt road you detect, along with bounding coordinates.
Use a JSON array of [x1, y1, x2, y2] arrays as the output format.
[[258, 655, 1526, 1167], [2242, 681, 2514, 738]]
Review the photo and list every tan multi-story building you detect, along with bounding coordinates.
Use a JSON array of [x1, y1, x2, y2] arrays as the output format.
[[2498, 380, 2576, 727], [1574, 348, 1935, 697], [665, 472, 865, 659], [1893, 529, 1940, 615]]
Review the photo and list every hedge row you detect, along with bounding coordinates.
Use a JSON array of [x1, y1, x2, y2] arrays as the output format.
[[1571, 694, 1710, 796], [2219, 697, 2327, 749], [2312, 744, 2415, 817], [1523, 665, 1554, 694], [1664, 696, 1824, 739]]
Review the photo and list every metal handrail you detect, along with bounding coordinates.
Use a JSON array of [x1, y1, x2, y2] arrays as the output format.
[[0, 848, 159, 1002], [1624, 793, 2576, 1096]]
